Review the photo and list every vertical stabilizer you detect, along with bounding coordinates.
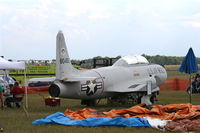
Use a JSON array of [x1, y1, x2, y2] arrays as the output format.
[[56, 31, 78, 80]]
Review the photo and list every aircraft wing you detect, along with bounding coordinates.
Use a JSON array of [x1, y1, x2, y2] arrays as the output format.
[[29, 77, 56, 82], [105, 82, 146, 93], [105, 77, 157, 93], [62, 77, 98, 82]]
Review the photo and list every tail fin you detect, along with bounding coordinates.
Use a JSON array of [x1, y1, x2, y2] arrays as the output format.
[[56, 31, 79, 80]]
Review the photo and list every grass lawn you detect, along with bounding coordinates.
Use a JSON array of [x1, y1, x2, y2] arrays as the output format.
[[1, 90, 200, 133], [3, 64, 200, 132]]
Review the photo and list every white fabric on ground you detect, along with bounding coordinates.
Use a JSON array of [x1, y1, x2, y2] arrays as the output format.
[[144, 117, 170, 130]]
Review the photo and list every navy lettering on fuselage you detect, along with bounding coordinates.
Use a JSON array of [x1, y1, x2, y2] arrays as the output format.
[[60, 58, 70, 64]]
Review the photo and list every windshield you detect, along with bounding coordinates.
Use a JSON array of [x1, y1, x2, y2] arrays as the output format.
[[113, 55, 149, 67]]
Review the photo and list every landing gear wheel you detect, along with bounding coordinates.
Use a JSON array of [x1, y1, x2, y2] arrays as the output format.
[[150, 95, 156, 104], [81, 100, 96, 106], [187, 87, 192, 94], [137, 96, 142, 104]]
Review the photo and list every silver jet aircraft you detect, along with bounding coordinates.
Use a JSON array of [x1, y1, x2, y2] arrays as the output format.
[[49, 31, 167, 106]]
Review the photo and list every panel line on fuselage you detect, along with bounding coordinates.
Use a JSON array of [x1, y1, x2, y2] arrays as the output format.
[[91, 69, 105, 98]]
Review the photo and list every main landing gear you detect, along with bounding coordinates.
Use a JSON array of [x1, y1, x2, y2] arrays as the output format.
[[81, 99, 96, 106]]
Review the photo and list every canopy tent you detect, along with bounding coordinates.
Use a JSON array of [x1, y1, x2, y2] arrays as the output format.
[[0, 57, 25, 70], [0, 57, 27, 108]]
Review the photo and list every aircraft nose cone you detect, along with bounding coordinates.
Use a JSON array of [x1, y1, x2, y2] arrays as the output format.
[[155, 75, 162, 85], [155, 66, 167, 85]]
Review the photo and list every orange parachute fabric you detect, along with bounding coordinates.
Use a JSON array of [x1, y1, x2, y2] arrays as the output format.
[[64, 108, 106, 120], [64, 104, 200, 121]]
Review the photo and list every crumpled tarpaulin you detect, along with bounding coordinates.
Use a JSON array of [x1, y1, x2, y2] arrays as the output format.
[[32, 112, 151, 127], [64, 104, 200, 121], [63, 103, 200, 132], [165, 112, 200, 132], [33, 104, 200, 132], [144, 117, 170, 129]]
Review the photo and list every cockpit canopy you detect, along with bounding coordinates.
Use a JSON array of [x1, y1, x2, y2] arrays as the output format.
[[113, 55, 149, 67]]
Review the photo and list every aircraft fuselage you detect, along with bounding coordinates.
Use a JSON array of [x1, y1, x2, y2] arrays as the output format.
[[50, 64, 166, 100]]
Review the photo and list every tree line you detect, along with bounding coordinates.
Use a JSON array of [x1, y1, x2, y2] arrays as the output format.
[[71, 54, 200, 69], [142, 54, 200, 66]]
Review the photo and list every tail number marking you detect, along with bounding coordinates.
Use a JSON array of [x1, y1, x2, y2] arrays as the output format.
[[60, 58, 70, 64]]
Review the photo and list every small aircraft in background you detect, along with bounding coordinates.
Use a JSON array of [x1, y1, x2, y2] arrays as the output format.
[[48, 31, 167, 106]]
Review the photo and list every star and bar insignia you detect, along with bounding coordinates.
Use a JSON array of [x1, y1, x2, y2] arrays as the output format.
[[81, 80, 103, 96]]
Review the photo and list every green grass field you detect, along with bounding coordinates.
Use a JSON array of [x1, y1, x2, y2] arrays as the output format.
[[1, 91, 200, 133], [2, 65, 199, 132]]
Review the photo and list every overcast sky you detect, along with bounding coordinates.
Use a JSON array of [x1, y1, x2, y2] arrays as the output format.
[[1, 0, 200, 60]]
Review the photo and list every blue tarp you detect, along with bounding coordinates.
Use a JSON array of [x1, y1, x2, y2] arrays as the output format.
[[32, 112, 151, 127]]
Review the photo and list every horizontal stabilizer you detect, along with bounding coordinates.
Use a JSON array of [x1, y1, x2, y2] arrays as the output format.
[[62, 77, 98, 82], [29, 77, 55, 82]]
